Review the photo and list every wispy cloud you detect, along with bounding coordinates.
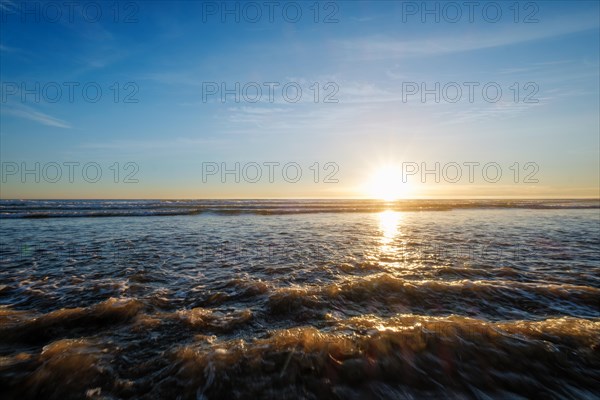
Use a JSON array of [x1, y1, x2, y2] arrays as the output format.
[[142, 71, 205, 87], [0, 43, 18, 52], [0, 0, 16, 12], [433, 100, 544, 125], [78, 137, 232, 153], [2, 104, 71, 128], [337, 13, 599, 59]]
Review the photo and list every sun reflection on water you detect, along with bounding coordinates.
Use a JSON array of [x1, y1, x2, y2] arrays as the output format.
[[379, 210, 402, 252]]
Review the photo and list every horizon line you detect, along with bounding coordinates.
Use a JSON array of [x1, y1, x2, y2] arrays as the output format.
[[1, 197, 599, 201]]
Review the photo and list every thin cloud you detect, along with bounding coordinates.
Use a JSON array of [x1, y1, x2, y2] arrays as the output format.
[[337, 13, 599, 59], [0, 43, 19, 52], [0, 0, 15, 11], [2, 105, 71, 129]]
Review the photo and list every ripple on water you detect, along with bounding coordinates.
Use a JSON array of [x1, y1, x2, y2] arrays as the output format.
[[0, 204, 599, 398]]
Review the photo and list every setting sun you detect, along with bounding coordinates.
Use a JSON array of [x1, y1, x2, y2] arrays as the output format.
[[365, 166, 411, 201]]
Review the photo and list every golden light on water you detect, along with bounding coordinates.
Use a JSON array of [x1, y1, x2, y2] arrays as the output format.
[[379, 210, 402, 247]]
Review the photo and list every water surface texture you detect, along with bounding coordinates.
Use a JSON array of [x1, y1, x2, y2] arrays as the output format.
[[1, 200, 599, 399]]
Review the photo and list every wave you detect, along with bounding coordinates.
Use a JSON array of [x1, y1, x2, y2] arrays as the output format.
[[2, 302, 598, 399], [1, 199, 598, 219], [266, 274, 600, 320]]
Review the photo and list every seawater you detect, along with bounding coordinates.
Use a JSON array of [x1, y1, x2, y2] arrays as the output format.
[[0, 200, 599, 399]]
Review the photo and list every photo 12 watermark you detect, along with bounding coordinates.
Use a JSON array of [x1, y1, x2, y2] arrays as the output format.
[[384, 162, 540, 184], [398, 1, 540, 24], [1, 161, 140, 183], [201, 81, 339, 104], [401, 82, 539, 104], [1, 81, 140, 104], [199, 1, 340, 24], [201, 161, 340, 183], [6, 236, 544, 269], [0, 1, 140, 23]]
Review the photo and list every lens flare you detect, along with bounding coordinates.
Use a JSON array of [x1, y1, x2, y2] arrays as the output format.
[[364, 165, 411, 201]]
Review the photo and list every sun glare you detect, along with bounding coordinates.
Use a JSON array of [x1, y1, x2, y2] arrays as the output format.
[[365, 165, 411, 201], [379, 210, 402, 244]]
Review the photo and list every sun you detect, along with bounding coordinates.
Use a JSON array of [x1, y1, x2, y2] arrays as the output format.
[[364, 165, 410, 201]]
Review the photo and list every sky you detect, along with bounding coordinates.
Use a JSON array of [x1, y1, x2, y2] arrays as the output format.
[[0, 0, 599, 199]]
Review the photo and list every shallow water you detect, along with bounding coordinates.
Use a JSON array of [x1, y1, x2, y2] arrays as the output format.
[[0, 200, 599, 399]]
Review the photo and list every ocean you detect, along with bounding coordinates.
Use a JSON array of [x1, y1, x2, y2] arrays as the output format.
[[0, 199, 599, 399]]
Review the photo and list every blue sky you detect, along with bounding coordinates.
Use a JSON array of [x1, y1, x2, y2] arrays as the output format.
[[1, 0, 599, 198]]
